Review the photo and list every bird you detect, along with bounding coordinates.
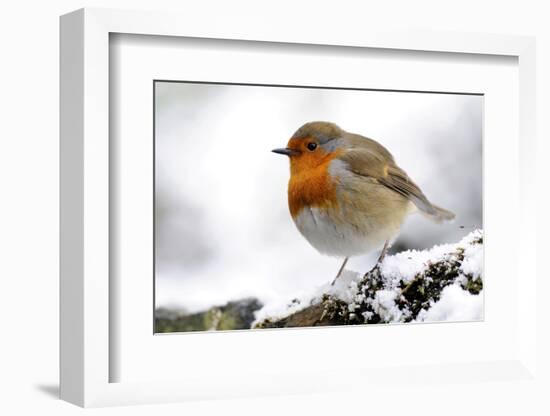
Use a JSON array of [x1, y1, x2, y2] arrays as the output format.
[[272, 121, 455, 285]]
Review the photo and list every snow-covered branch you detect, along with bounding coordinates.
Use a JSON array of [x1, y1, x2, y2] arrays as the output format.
[[254, 230, 484, 328]]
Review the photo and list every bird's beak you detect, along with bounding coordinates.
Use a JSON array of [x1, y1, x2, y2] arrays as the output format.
[[272, 148, 300, 156]]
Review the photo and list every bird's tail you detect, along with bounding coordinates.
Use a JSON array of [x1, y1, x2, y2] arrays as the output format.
[[421, 203, 455, 223]]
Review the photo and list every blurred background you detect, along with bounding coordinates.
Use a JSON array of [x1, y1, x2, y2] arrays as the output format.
[[154, 81, 482, 331]]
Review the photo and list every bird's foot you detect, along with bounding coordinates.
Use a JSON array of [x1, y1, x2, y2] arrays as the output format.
[[363, 240, 390, 278], [363, 262, 382, 279]]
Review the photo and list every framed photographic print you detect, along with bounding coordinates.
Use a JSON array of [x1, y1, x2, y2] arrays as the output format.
[[60, 8, 538, 407]]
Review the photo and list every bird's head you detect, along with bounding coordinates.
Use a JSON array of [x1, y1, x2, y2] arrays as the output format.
[[272, 121, 345, 175]]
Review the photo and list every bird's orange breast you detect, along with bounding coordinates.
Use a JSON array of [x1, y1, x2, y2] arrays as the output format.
[[288, 150, 343, 218]]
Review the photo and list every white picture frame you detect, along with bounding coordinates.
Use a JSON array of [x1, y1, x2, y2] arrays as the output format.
[[60, 7, 537, 407]]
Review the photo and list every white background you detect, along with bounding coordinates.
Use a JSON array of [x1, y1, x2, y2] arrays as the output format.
[[1, 1, 548, 415]]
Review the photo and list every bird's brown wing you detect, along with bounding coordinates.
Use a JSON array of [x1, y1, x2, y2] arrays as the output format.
[[340, 147, 441, 217]]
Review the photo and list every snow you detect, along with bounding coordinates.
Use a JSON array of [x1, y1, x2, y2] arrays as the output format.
[[415, 285, 483, 322], [380, 229, 483, 287], [370, 290, 406, 322], [254, 230, 484, 326], [460, 233, 484, 279], [252, 294, 313, 324], [253, 268, 363, 324]]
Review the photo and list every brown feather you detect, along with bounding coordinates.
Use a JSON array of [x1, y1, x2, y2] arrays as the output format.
[[339, 134, 455, 222]]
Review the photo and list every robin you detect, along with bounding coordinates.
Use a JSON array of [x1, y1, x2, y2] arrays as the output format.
[[272, 121, 455, 285]]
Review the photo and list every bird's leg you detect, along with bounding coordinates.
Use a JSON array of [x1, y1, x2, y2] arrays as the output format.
[[376, 240, 390, 265], [331, 257, 349, 286], [365, 240, 390, 276]]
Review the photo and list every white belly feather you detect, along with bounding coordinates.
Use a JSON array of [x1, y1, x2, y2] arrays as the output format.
[[293, 206, 396, 257]]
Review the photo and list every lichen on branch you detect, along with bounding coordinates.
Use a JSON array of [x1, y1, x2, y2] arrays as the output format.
[[254, 230, 484, 329]]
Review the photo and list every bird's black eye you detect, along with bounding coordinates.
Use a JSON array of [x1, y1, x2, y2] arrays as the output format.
[[307, 142, 317, 151]]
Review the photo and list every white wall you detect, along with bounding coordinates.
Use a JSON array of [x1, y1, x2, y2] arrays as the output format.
[[1, 1, 548, 415]]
